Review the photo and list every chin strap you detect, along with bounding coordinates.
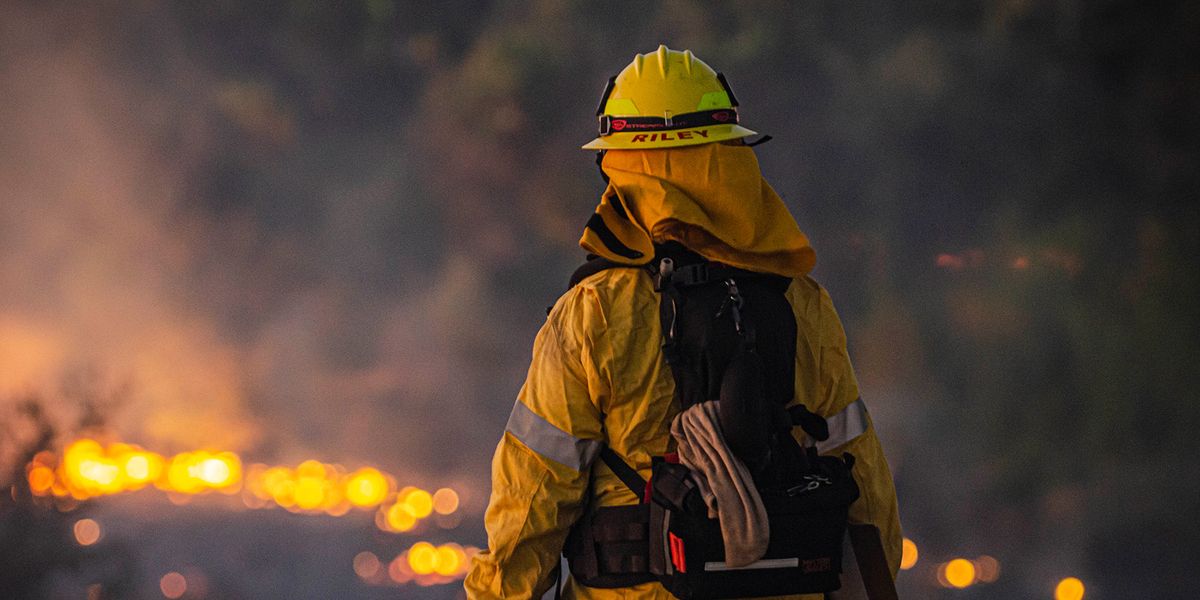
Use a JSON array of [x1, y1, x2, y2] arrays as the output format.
[[595, 150, 609, 184], [745, 134, 773, 147]]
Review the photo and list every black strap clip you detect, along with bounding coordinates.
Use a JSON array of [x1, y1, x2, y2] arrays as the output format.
[[598, 115, 614, 136]]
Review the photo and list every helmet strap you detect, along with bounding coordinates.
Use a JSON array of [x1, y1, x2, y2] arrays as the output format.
[[744, 134, 773, 147], [598, 108, 738, 137], [595, 76, 616, 116], [716, 72, 740, 107], [595, 150, 610, 184]]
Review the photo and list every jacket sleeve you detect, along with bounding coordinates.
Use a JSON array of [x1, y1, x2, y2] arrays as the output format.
[[465, 285, 610, 599], [813, 288, 903, 576]]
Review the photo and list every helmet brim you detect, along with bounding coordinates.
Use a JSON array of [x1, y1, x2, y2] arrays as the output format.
[[581, 124, 758, 150]]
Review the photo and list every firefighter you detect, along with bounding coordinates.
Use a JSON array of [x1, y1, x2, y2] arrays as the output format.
[[465, 45, 901, 600]]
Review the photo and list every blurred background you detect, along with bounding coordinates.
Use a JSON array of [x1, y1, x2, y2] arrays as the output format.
[[1, 1, 1197, 598]]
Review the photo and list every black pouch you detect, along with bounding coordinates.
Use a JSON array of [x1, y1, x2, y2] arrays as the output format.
[[565, 502, 656, 588], [648, 454, 860, 600]]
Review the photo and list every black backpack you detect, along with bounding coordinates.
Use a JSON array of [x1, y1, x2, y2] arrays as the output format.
[[562, 242, 860, 599]]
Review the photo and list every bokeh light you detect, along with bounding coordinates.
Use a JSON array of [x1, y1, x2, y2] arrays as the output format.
[[194, 455, 232, 486], [64, 440, 122, 496], [294, 476, 326, 510], [433, 544, 462, 576], [353, 551, 381, 580], [28, 465, 55, 494], [974, 555, 1001, 583], [73, 518, 101, 546], [435, 511, 464, 530], [389, 553, 415, 584], [432, 488, 460, 515], [367, 542, 476, 582], [408, 541, 438, 575], [345, 468, 390, 507], [1055, 577, 1085, 600], [940, 558, 976, 588], [402, 488, 434, 519], [123, 454, 152, 482], [159, 572, 187, 599], [900, 538, 918, 570], [385, 502, 418, 532]]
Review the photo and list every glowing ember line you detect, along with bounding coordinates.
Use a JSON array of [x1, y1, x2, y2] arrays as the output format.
[[26, 438, 460, 534]]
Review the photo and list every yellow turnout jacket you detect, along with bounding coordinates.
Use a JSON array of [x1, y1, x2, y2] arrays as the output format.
[[465, 144, 901, 599]]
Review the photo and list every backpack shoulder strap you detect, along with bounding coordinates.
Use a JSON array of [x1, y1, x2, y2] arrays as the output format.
[[599, 446, 647, 499], [568, 255, 649, 289], [550, 256, 646, 315]]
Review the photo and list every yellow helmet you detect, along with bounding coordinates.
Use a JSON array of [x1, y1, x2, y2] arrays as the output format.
[[582, 45, 758, 150]]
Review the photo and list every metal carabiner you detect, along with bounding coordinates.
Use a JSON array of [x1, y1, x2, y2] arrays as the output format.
[[719, 278, 745, 335]]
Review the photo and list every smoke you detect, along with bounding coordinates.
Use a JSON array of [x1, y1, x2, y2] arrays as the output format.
[[0, 4, 512, 500], [0, 5, 258, 450]]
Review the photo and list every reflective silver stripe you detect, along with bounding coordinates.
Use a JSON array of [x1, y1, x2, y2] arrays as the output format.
[[815, 397, 870, 453], [505, 401, 601, 472], [705, 558, 800, 571]]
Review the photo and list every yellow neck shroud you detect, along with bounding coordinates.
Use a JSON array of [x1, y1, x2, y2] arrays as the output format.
[[580, 143, 815, 277]]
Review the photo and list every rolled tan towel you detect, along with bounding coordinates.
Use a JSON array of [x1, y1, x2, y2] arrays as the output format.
[[670, 401, 770, 567]]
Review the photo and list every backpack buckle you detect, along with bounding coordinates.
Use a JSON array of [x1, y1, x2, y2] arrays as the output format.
[[672, 263, 708, 286]]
